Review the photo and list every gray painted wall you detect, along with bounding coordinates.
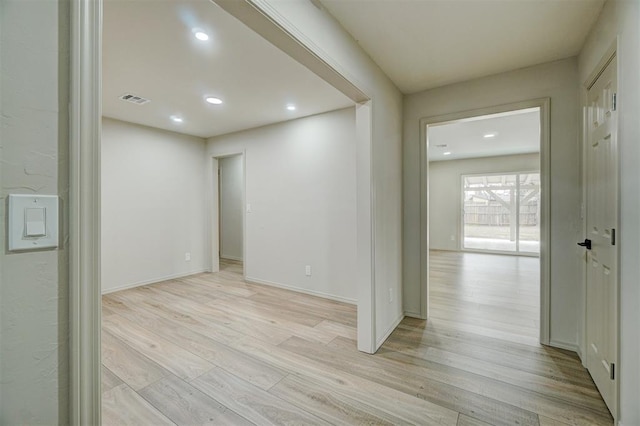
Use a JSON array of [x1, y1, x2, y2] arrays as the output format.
[[207, 108, 357, 302], [101, 118, 208, 294], [0, 0, 70, 423]]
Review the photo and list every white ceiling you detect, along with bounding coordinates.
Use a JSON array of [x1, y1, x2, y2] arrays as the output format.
[[104, 0, 605, 138], [320, 0, 605, 94], [103, 0, 353, 138], [428, 108, 540, 162]]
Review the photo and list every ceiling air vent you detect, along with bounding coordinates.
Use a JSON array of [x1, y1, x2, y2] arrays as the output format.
[[119, 93, 150, 105]]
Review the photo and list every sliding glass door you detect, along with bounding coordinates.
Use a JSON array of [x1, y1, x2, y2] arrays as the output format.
[[462, 172, 540, 255]]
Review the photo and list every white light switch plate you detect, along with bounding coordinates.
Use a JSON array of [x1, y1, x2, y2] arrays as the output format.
[[8, 194, 59, 251]]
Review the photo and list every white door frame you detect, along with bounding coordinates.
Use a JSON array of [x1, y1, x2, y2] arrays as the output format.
[[418, 98, 552, 345], [209, 151, 246, 276], [70, 0, 377, 421], [70, 0, 102, 424]]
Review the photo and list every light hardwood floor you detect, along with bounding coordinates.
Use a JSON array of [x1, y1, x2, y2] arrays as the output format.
[[101, 255, 612, 425]]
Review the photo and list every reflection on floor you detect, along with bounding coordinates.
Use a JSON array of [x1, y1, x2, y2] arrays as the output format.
[[100, 256, 612, 425]]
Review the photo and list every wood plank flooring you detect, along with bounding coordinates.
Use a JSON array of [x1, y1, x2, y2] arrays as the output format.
[[429, 250, 540, 346], [102, 255, 613, 425]]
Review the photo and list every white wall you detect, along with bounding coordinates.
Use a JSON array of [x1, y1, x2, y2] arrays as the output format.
[[578, 1, 640, 424], [219, 155, 243, 261], [0, 0, 70, 423], [403, 58, 581, 347], [207, 108, 357, 302], [101, 118, 207, 293], [429, 154, 540, 250], [244, 0, 404, 349]]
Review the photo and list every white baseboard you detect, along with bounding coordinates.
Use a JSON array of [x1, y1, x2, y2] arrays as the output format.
[[220, 255, 243, 262], [404, 311, 424, 319], [575, 344, 585, 365], [549, 339, 579, 354], [245, 276, 357, 305], [376, 313, 405, 350], [102, 269, 208, 295]]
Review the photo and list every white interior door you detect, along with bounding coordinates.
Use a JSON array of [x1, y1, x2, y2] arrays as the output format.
[[584, 55, 617, 417]]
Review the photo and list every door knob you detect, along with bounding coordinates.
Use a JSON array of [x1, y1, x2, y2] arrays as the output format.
[[577, 239, 592, 250]]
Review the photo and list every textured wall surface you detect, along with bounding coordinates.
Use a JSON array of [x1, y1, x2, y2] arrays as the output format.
[[0, 0, 70, 423]]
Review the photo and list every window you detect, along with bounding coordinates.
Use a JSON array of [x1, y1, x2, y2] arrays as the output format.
[[462, 172, 540, 254]]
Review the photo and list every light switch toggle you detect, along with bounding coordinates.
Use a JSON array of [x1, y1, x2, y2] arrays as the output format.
[[8, 194, 59, 251], [25, 207, 46, 237]]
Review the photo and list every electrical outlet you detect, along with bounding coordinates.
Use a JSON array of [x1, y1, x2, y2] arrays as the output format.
[[185, 252, 191, 261], [305, 265, 312, 276], [388, 288, 393, 303], [450, 235, 455, 241]]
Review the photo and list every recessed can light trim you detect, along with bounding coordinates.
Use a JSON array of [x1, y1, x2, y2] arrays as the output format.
[[194, 31, 209, 41], [206, 97, 223, 105]]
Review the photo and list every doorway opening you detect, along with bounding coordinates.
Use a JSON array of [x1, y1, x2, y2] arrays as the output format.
[[213, 154, 245, 276], [72, 0, 377, 418], [423, 103, 548, 345]]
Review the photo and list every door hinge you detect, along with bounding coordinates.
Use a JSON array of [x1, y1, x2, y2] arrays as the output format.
[[610, 363, 615, 380], [611, 228, 616, 246], [612, 93, 617, 111]]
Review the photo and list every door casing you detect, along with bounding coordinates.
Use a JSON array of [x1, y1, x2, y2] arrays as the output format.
[[210, 152, 246, 276], [417, 98, 551, 345]]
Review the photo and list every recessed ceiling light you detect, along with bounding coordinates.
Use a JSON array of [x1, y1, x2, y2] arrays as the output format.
[[484, 133, 497, 138], [194, 31, 209, 41], [206, 97, 223, 105], [170, 116, 183, 123], [286, 104, 296, 111], [443, 151, 452, 156]]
